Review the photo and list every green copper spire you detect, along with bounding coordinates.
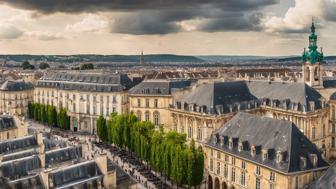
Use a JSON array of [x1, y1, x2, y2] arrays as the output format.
[[302, 19, 324, 64]]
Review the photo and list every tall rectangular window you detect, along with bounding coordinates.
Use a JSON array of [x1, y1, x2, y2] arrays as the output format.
[[154, 99, 158, 108], [231, 168, 236, 182], [146, 98, 150, 108], [270, 172, 276, 182], [256, 178, 261, 189], [224, 164, 228, 178], [256, 166, 261, 175], [210, 159, 213, 172], [240, 171, 246, 186], [332, 137, 336, 148], [217, 162, 221, 175], [137, 99, 141, 107]]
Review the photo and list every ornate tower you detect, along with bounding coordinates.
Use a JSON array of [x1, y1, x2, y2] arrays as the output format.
[[302, 21, 325, 88]]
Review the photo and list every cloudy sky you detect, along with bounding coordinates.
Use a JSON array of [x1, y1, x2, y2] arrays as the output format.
[[0, 0, 335, 56]]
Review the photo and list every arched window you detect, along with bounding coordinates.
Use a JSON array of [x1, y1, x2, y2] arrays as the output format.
[[145, 111, 150, 122], [137, 111, 142, 121], [153, 111, 160, 126]]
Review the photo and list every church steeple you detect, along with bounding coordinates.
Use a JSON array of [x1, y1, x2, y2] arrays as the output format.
[[302, 19, 324, 64], [302, 18, 325, 89], [140, 50, 145, 65]]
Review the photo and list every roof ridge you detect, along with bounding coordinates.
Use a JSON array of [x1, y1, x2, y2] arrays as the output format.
[[287, 123, 294, 172]]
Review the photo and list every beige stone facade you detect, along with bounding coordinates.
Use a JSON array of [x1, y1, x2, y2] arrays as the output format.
[[129, 94, 171, 128], [34, 87, 129, 133], [205, 148, 326, 189], [0, 80, 33, 117], [0, 115, 28, 140]]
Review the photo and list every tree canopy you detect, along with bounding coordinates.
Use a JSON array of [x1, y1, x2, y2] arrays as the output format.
[[97, 113, 204, 188]]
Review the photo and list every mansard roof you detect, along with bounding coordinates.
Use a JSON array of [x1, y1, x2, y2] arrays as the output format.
[[309, 162, 336, 189], [49, 160, 103, 188], [37, 72, 133, 92], [207, 112, 329, 173], [129, 79, 191, 95], [0, 80, 33, 91], [0, 135, 37, 155], [175, 80, 324, 114]]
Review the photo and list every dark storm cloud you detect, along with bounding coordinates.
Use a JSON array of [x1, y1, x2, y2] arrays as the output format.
[[0, 0, 279, 34], [0, 0, 278, 13], [198, 13, 264, 32]]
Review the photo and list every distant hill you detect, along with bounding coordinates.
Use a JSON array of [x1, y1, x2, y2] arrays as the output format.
[[0, 54, 204, 63]]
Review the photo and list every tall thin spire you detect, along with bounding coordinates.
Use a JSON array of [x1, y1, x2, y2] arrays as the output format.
[[140, 49, 145, 65], [311, 17, 316, 34]]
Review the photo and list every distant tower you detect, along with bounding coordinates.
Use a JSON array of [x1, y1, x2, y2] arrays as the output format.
[[140, 50, 145, 65], [302, 20, 325, 88]]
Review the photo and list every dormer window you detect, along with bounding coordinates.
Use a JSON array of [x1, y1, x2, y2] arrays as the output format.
[[276, 151, 285, 163], [300, 157, 307, 169], [220, 136, 225, 146], [212, 135, 218, 145], [238, 141, 243, 152], [262, 149, 268, 161], [251, 145, 256, 156], [310, 154, 318, 167], [229, 138, 233, 150]]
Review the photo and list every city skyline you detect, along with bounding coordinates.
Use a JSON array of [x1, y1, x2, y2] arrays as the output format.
[[0, 0, 335, 56]]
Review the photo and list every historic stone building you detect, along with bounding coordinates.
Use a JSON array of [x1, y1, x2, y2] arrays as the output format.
[[170, 80, 331, 157], [0, 80, 33, 117], [170, 22, 335, 160], [129, 79, 191, 128], [0, 115, 28, 140], [34, 72, 133, 133], [205, 113, 329, 189], [0, 132, 117, 189]]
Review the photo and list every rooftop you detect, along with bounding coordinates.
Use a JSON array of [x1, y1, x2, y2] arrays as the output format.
[[129, 79, 191, 95], [206, 112, 329, 173], [174, 80, 324, 114], [37, 72, 133, 92]]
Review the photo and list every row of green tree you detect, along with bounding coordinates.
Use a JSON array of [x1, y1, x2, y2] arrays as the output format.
[[21, 61, 50, 70], [97, 113, 204, 188], [28, 102, 71, 130], [71, 63, 94, 70]]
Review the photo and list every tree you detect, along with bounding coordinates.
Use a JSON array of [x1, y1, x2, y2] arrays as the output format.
[[97, 115, 108, 142], [57, 108, 70, 130], [21, 61, 35, 69], [80, 63, 94, 70], [47, 105, 57, 126], [39, 62, 50, 69]]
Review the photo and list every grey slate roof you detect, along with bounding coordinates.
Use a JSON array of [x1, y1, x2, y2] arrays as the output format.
[[207, 112, 329, 173], [0, 80, 33, 91], [49, 160, 103, 188], [129, 79, 191, 95], [309, 162, 336, 189], [0, 116, 17, 131], [0, 135, 37, 155], [37, 72, 133, 92], [175, 80, 324, 114]]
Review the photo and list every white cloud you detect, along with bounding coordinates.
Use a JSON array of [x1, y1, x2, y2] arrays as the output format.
[[0, 24, 24, 39], [263, 0, 336, 33], [66, 14, 109, 33], [27, 31, 66, 40]]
